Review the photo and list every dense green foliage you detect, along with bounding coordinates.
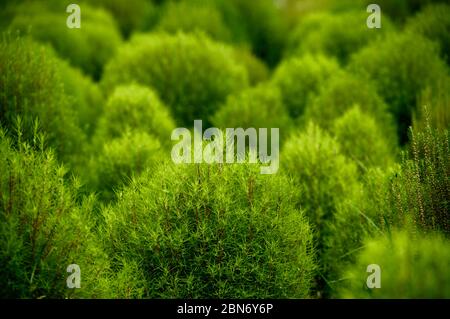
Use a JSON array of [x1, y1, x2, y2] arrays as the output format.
[[102, 32, 248, 125], [1, 0, 449, 300], [272, 55, 340, 119], [96, 84, 175, 144], [406, 3, 450, 65], [59, 61, 105, 137], [339, 231, 450, 298], [286, 11, 393, 64], [303, 71, 397, 142], [0, 35, 86, 165], [0, 130, 108, 298], [332, 106, 395, 169], [102, 162, 316, 298], [215, 0, 288, 67], [232, 49, 270, 86], [281, 124, 367, 292], [156, 0, 232, 43], [212, 84, 292, 134], [350, 32, 449, 143], [84, 0, 156, 37], [391, 121, 450, 234], [9, 2, 122, 79], [414, 80, 450, 131], [364, 0, 448, 23], [88, 131, 162, 201]]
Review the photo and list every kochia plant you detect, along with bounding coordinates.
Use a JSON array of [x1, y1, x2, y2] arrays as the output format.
[[0, 35, 86, 166], [101, 161, 316, 298], [95, 84, 175, 145], [282, 124, 368, 293], [272, 55, 340, 119], [0, 130, 108, 298]]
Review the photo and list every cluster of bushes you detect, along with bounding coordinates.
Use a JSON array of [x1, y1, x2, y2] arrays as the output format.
[[285, 11, 393, 65], [87, 84, 175, 200], [349, 32, 448, 143], [9, 1, 122, 80], [102, 32, 248, 126], [1, 0, 449, 299]]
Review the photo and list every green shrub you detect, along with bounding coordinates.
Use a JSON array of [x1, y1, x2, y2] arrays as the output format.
[[232, 48, 269, 86], [9, 2, 122, 79], [350, 32, 448, 143], [101, 161, 316, 298], [272, 55, 340, 119], [95, 84, 175, 145], [332, 106, 396, 169], [406, 4, 450, 65], [156, 0, 232, 43], [348, 108, 450, 240], [88, 130, 162, 202], [338, 231, 450, 298], [282, 124, 366, 292], [85, 0, 156, 37], [286, 11, 393, 64], [355, 165, 401, 232], [0, 130, 108, 298], [59, 61, 105, 137], [391, 119, 450, 235], [0, 35, 86, 165], [102, 32, 248, 125], [212, 84, 292, 138], [303, 72, 397, 141], [357, 114, 449, 236]]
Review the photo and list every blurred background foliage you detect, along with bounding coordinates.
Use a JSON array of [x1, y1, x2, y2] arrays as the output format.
[[0, 0, 449, 299]]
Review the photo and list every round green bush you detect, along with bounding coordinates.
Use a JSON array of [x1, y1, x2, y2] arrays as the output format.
[[332, 106, 396, 169], [89, 130, 162, 201], [349, 32, 448, 143], [156, 0, 232, 43], [281, 124, 366, 291], [101, 161, 316, 298], [406, 3, 450, 65], [0, 130, 109, 298], [286, 11, 393, 64], [102, 32, 248, 125], [9, 2, 122, 79], [95, 84, 175, 145], [0, 35, 86, 165], [303, 71, 396, 137], [272, 54, 340, 119], [85, 0, 156, 37], [338, 231, 450, 298], [232, 48, 269, 86], [212, 84, 292, 136]]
